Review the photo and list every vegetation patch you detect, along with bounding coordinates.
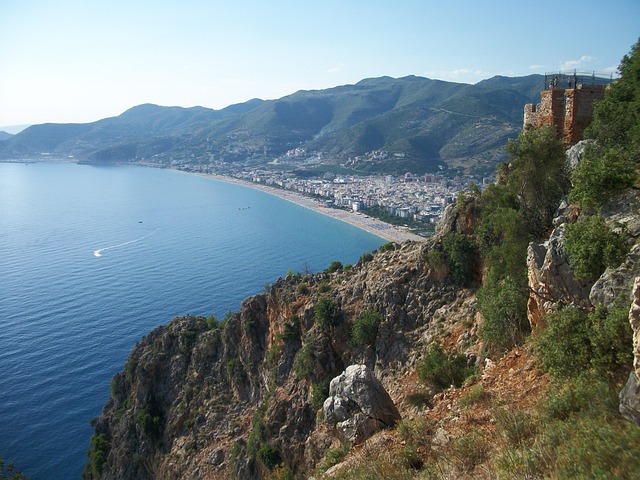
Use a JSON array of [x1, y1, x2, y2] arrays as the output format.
[[314, 298, 340, 329], [350, 309, 382, 346], [564, 214, 627, 281], [536, 304, 632, 380], [417, 343, 475, 391]]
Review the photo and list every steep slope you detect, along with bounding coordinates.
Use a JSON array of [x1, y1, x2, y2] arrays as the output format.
[[84, 184, 640, 480], [84, 224, 486, 479]]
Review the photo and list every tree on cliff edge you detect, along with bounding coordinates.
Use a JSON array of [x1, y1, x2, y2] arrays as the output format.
[[571, 37, 640, 209]]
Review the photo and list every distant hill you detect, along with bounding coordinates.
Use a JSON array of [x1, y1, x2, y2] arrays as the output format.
[[0, 131, 12, 141], [0, 75, 544, 175]]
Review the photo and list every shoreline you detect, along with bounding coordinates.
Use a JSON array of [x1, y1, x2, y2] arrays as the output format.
[[174, 170, 427, 244], [0, 159, 427, 243]]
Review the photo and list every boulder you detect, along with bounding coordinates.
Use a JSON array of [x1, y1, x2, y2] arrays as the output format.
[[323, 364, 400, 444]]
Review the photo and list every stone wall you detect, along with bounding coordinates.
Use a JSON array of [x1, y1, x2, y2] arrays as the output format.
[[523, 84, 607, 146]]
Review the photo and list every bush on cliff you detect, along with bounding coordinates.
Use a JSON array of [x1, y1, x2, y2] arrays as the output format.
[[417, 343, 474, 391], [536, 304, 632, 380], [477, 269, 529, 352], [84, 432, 110, 479], [314, 297, 340, 329], [441, 232, 477, 286], [350, 310, 382, 346], [571, 38, 640, 209], [564, 214, 627, 281]]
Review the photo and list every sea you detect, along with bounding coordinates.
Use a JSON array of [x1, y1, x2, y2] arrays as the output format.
[[0, 162, 384, 479]]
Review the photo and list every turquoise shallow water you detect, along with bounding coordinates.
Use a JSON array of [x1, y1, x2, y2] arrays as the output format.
[[0, 162, 384, 479]]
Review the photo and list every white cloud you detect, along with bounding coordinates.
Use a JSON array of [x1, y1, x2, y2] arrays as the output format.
[[559, 55, 597, 71], [326, 63, 345, 74], [423, 68, 488, 83]]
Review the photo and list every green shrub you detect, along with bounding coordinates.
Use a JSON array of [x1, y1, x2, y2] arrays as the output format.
[[317, 281, 331, 294], [564, 214, 627, 281], [325, 260, 343, 274], [282, 317, 300, 343], [179, 329, 196, 354], [493, 408, 537, 446], [535, 307, 591, 378], [395, 417, 434, 447], [206, 314, 219, 329], [404, 391, 432, 409], [398, 444, 423, 470], [426, 248, 446, 271], [540, 375, 617, 422], [294, 343, 314, 380], [296, 283, 309, 295], [543, 415, 640, 479], [257, 444, 281, 470], [379, 242, 396, 253], [350, 310, 382, 346], [503, 125, 569, 238], [536, 305, 632, 379], [85, 432, 110, 478], [417, 343, 474, 391], [477, 269, 529, 351], [135, 399, 163, 441], [314, 298, 340, 329], [268, 463, 294, 480], [226, 358, 246, 383], [448, 431, 488, 473], [358, 252, 374, 264], [570, 147, 637, 209], [441, 232, 477, 286], [311, 380, 330, 411], [316, 445, 350, 473]]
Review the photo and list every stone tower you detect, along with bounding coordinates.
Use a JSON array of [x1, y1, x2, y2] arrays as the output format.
[[524, 71, 613, 146]]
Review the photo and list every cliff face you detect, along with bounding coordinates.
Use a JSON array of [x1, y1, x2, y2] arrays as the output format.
[[86, 231, 481, 479], [86, 182, 640, 479]]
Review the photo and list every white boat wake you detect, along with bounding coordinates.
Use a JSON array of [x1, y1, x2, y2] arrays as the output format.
[[93, 230, 156, 257]]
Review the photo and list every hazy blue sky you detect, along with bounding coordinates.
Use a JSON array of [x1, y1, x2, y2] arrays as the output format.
[[1, 0, 638, 126]]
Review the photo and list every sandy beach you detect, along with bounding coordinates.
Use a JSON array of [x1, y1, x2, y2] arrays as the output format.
[[179, 170, 426, 244]]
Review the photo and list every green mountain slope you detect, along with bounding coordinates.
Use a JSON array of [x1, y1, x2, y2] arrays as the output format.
[[0, 75, 543, 175]]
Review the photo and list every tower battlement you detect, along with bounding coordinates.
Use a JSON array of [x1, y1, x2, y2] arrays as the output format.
[[524, 71, 614, 146]]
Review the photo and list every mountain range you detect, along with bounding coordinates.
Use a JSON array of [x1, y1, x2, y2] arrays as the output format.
[[0, 75, 544, 176]]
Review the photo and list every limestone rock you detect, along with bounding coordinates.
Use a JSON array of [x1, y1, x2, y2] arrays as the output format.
[[619, 276, 640, 424], [620, 372, 640, 424], [323, 365, 400, 444], [527, 224, 592, 330], [566, 139, 594, 171], [436, 195, 479, 237], [590, 245, 640, 307]]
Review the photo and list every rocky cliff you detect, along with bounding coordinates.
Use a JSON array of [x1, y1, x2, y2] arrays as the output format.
[[86, 180, 640, 479], [85, 219, 482, 479]]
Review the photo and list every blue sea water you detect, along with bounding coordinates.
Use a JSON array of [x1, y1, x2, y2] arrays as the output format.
[[0, 162, 384, 479]]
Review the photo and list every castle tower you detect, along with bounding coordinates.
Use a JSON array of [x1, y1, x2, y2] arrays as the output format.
[[523, 71, 613, 146]]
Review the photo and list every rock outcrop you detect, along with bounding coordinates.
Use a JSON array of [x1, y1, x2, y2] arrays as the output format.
[[620, 276, 640, 424], [527, 189, 640, 329], [85, 240, 479, 480], [323, 364, 400, 444], [526, 224, 592, 330]]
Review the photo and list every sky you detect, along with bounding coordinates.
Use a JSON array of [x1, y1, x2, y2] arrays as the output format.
[[1, 0, 638, 127]]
